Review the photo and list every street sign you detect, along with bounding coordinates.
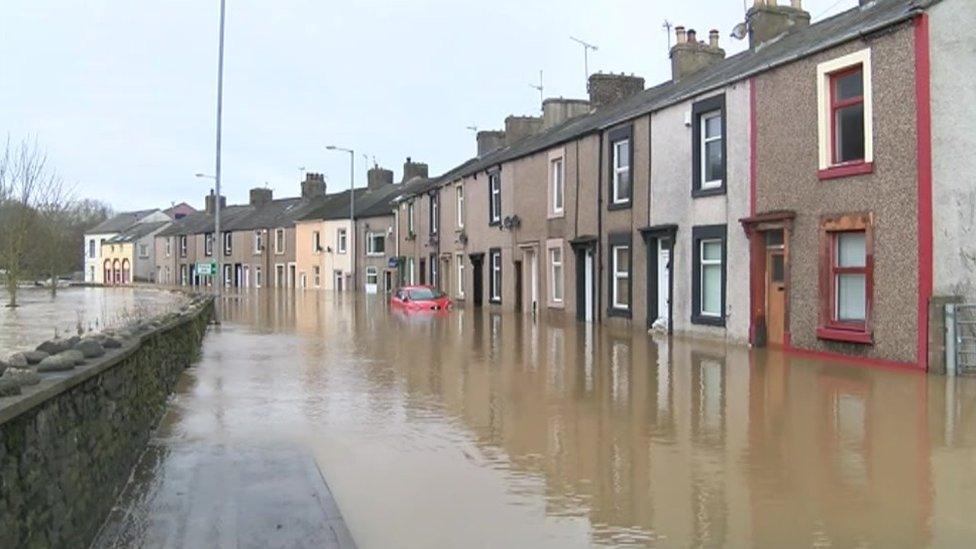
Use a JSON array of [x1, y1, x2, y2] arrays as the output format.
[[196, 262, 216, 276], [388, 257, 399, 268]]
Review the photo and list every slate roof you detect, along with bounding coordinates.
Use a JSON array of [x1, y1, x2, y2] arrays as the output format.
[[87, 209, 161, 234], [398, 0, 931, 201], [297, 188, 372, 222], [106, 221, 170, 243], [156, 205, 251, 237]]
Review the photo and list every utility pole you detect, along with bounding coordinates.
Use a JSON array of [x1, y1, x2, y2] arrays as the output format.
[[214, 0, 226, 309], [569, 36, 598, 91], [529, 70, 543, 108], [663, 20, 674, 50]]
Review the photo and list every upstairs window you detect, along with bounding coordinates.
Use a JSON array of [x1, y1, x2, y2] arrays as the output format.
[[817, 48, 873, 179], [692, 94, 726, 197], [222, 232, 232, 256], [817, 214, 873, 344], [204, 233, 213, 256], [165, 238, 172, 257], [312, 230, 321, 253], [88, 239, 95, 258], [337, 228, 347, 253], [179, 235, 187, 258], [253, 231, 263, 254], [550, 156, 564, 216], [407, 202, 415, 235], [608, 125, 633, 208], [489, 171, 502, 225], [430, 194, 439, 235], [456, 185, 465, 228], [274, 228, 284, 254], [367, 232, 385, 256], [138, 244, 149, 258]]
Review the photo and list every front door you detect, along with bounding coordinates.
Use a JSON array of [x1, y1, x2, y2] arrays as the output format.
[[419, 259, 426, 285], [576, 247, 595, 322], [514, 260, 523, 313], [766, 249, 786, 346], [471, 257, 484, 307], [657, 239, 671, 326]]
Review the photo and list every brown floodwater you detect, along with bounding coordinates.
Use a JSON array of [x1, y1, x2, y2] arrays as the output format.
[[99, 289, 976, 548]]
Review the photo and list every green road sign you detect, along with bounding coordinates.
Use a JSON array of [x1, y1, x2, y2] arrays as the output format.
[[196, 262, 216, 276]]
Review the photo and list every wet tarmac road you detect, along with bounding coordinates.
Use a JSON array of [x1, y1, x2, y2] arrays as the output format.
[[97, 290, 976, 548]]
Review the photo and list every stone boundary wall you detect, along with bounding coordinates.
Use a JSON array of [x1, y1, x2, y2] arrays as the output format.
[[0, 295, 214, 547]]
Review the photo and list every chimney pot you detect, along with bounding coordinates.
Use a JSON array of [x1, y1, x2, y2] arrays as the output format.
[[687, 29, 697, 43], [676, 26, 686, 44], [747, 0, 810, 48], [709, 29, 720, 48], [587, 72, 645, 109]]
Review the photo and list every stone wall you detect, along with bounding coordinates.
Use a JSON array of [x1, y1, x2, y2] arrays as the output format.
[[0, 296, 213, 547]]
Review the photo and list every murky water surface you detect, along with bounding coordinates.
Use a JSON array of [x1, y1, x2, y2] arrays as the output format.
[[105, 290, 976, 548], [0, 286, 188, 352]]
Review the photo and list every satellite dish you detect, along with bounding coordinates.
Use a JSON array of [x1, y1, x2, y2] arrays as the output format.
[[731, 22, 748, 40]]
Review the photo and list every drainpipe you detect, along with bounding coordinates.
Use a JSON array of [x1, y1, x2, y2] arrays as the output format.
[[597, 131, 604, 323]]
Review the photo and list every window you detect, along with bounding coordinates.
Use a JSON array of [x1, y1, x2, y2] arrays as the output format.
[[367, 232, 385, 256], [407, 258, 415, 285], [313, 266, 321, 287], [608, 126, 632, 208], [455, 253, 465, 298], [407, 202, 415, 235], [165, 238, 172, 257], [180, 265, 187, 285], [254, 266, 262, 288], [366, 267, 378, 286], [204, 233, 213, 256], [274, 228, 284, 254], [429, 194, 439, 235], [817, 214, 873, 343], [312, 231, 321, 253], [550, 156, 564, 215], [456, 185, 465, 228], [549, 245, 564, 304], [430, 253, 438, 287], [609, 237, 631, 314], [223, 232, 232, 255], [489, 248, 502, 303], [817, 48, 873, 178], [179, 235, 187, 258], [138, 244, 149, 258], [88, 239, 95, 259], [254, 231, 263, 254], [692, 225, 727, 326], [337, 228, 347, 253], [692, 94, 726, 196], [488, 171, 502, 225]]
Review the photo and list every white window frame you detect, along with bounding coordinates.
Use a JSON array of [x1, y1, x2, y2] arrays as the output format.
[[550, 154, 565, 217], [204, 233, 213, 256], [430, 195, 439, 235], [612, 139, 630, 205], [455, 253, 465, 298], [549, 244, 563, 304], [165, 238, 172, 257], [337, 228, 347, 254], [699, 238, 723, 317], [366, 266, 378, 285], [138, 243, 149, 259], [816, 48, 873, 170], [612, 245, 630, 309], [274, 228, 285, 254], [489, 172, 501, 224], [254, 266, 263, 288], [407, 258, 415, 285], [407, 202, 415, 234], [253, 231, 263, 254], [88, 239, 95, 259], [313, 265, 321, 287], [700, 110, 723, 190], [456, 184, 464, 228], [490, 250, 502, 302], [366, 232, 385, 256], [312, 230, 321, 253], [179, 235, 187, 257], [223, 232, 232, 255]]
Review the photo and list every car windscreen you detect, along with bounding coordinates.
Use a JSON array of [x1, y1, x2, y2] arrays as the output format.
[[407, 288, 443, 300]]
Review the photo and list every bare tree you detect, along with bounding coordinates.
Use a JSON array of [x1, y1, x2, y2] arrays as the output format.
[[0, 136, 72, 306]]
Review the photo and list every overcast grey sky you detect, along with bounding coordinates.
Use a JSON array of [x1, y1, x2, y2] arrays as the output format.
[[1, 0, 857, 212]]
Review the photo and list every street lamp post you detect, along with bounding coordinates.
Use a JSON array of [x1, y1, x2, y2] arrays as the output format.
[[210, 0, 227, 305], [327, 145, 355, 292]]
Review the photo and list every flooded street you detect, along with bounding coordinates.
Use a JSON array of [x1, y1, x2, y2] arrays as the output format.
[[100, 290, 976, 548], [0, 286, 189, 352]]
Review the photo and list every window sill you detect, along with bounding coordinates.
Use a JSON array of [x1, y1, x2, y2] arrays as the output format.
[[548, 301, 565, 309], [607, 201, 632, 211], [488, 220, 501, 228], [691, 314, 726, 327], [691, 185, 726, 198], [489, 299, 502, 305], [548, 211, 565, 220], [818, 161, 873, 180], [607, 306, 631, 318], [816, 326, 872, 344]]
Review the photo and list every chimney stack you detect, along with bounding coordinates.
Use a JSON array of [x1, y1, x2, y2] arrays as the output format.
[[204, 190, 226, 215], [587, 73, 645, 109], [746, 0, 810, 49], [249, 187, 273, 206], [669, 26, 725, 81], [301, 172, 326, 199], [503, 115, 543, 145], [542, 98, 591, 129], [367, 165, 394, 190], [402, 157, 429, 182], [476, 130, 506, 157]]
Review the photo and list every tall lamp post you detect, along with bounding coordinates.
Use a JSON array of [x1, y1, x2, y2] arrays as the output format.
[[208, 0, 227, 305], [327, 145, 355, 292]]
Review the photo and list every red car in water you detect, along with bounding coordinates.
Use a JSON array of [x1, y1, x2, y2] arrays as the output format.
[[391, 285, 452, 312]]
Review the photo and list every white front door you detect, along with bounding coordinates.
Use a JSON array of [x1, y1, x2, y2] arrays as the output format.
[[657, 239, 671, 325], [529, 250, 538, 314], [584, 249, 594, 322]]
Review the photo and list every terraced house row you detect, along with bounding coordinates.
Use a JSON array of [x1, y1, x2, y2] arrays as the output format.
[[388, 0, 974, 371]]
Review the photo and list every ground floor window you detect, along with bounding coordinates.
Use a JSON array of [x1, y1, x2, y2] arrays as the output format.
[[817, 213, 873, 343], [430, 254, 439, 288], [549, 245, 564, 304], [692, 225, 727, 326], [489, 248, 502, 303], [407, 258, 415, 285], [313, 266, 321, 287], [366, 267, 378, 285], [255, 266, 263, 288], [608, 233, 631, 316], [456, 253, 465, 298]]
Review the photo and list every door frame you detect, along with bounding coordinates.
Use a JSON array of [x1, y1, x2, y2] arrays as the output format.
[[740, 211, 795, 347], [469, 252, 484, 307], [640, 224, 678, 333], [570, 236, 598, 322]]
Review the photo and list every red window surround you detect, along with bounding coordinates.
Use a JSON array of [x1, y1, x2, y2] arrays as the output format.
[[817, 214, 874, 344], [818, 65, 873, 180]]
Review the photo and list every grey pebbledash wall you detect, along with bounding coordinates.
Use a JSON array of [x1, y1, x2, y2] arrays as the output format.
[[0, 297, 213, 548]]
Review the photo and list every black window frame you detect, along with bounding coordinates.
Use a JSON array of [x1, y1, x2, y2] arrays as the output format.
[[607, 125, 634, 211], [428, 191, 439, 235], [488, 247, 502, 304], [691, 94, 727, 198], [691, 224, 727, 326], [607, 232, 633, 318], [488, 170, 502, 226]]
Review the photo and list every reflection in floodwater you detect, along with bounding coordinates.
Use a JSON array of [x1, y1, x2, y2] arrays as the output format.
[[107, 289, 976, 548]]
